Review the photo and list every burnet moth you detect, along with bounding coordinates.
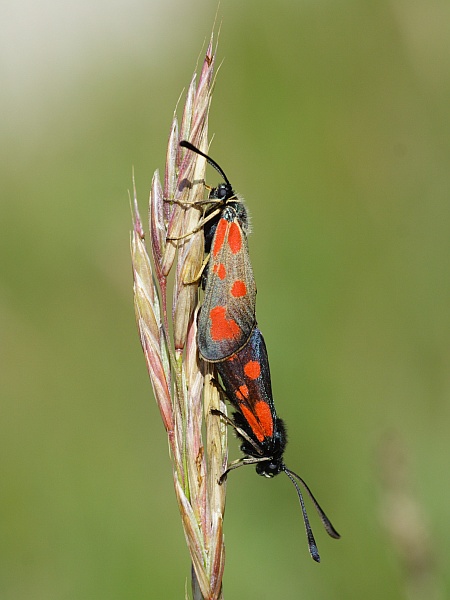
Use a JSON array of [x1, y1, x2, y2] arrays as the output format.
[[179, 141, 340, 562], [213, 326, 340, 562], [179, 140, 256, 362]]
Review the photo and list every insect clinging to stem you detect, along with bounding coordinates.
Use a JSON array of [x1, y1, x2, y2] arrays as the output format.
[[212, 325, 340, 562], [179, 140, 257, 364], [178, 140, 340, 561]]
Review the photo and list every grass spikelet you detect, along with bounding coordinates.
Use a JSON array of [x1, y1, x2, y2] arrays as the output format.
[[131, 36, 228, 600]]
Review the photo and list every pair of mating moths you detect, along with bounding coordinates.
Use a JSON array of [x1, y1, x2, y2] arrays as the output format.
[[174, 140, 340, 562]]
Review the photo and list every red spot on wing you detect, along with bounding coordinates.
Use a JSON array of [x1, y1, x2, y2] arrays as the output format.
[[235, 385, 249, 401], [214, 263, 226, 280], [255, 401, 274, 437], [231, 280, 247, 297], [213, 219, 228, 257], [209, 306, 241, 341], [244, 360, 261, 380], [228, 222, 242, 254], [240, 404, 265, 442]]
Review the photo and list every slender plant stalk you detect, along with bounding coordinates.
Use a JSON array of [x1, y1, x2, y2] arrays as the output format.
[[131, 37, 227, 600]]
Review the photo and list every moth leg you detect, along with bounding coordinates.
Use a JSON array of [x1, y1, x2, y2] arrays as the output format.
[[163, 197, 214, 208], [210, 407, 263, 459], [182, 253, 210, 285], [210, 407, 235, 428], [209, 378, 244, 418], [217, 456, 272, 485], [166, 207, 221, 242], [209, 376, 228, 398]]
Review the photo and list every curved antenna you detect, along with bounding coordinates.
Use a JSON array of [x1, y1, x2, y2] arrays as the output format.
[[283, 468, 321, 562], [283, 466, 340, 541], [180, 140, 231, 187]]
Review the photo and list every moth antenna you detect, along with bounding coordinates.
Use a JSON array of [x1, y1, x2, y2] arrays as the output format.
[[283, 467, 341, 540], [283, 467, 321, 562], [180, 140, 231, 187]]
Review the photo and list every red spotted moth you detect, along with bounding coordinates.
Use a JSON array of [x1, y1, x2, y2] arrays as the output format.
[[213, 326, 340, 562], [179, 141, 340, 561], [180, 140, 256, 363]]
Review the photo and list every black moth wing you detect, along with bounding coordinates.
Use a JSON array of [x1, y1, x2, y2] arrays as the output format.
[[215, 327, 283, 451]]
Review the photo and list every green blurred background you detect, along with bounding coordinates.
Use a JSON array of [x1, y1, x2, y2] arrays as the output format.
[[1, 0, 449, 598]]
